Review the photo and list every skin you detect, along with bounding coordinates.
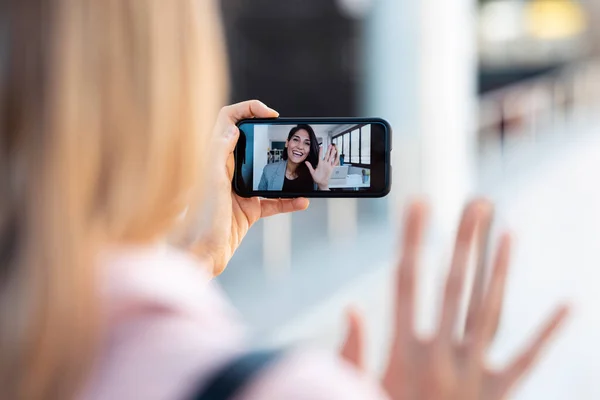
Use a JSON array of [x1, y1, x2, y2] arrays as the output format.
[[285, 129, 311, 172], [332, 144, 340, 166]]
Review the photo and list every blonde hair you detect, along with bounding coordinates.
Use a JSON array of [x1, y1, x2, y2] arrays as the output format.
[[0, 0, 227, 398]]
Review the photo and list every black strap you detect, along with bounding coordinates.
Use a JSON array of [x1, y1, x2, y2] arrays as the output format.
[[190, 349, 283, 400]]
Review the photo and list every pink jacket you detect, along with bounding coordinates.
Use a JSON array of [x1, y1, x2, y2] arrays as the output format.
[[81, 246, 388, 400]]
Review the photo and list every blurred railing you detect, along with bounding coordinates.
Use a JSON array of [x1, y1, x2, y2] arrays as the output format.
[[477, 57, 600, 163]]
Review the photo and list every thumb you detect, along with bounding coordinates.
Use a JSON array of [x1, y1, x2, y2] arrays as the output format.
[[305, 161, 316, 176], [212, 125, 239, 178], [340, 307, 366, 372], [223, 125, 240, 155]]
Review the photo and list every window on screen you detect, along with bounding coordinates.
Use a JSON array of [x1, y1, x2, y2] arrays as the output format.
[[343, 133, 350, 159], [350, 129, 360, 163], [361, 125, 371, 165]]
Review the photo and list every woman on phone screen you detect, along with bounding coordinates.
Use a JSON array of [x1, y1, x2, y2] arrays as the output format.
[[257, 125, 338, 192]]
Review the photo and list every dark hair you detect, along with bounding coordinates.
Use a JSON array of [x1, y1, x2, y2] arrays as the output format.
[[282, 124, 320, 172]]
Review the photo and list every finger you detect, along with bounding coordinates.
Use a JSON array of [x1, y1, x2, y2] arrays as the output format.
[[219, 125, 241, 158], [326, 145, 334, 163], [330, 146, 337, 166], [474, 233, 511, 348], [340, 307, 366, 371], [226, 152, 235, 180], [394, 201, 428, 342], [334, 150, 341, 166], [260, 198, 310, 219], [437, 200, 484, 341], [464, 200, 494, 340], [215, 100, 278, 153], [499, 305, 569, 393], [219, 100, 279, 124]]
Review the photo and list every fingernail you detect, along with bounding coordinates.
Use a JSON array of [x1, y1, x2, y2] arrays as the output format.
[[294, 198, 309, 210], [260, 101, 279, 116]]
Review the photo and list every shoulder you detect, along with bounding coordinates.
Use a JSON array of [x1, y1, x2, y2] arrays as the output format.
[[100, 246, 230, 317], [99, 245, 245, 343], [263, 161, 286, 174], [235, 349, 389, 400], [83, 246, 246, 399]]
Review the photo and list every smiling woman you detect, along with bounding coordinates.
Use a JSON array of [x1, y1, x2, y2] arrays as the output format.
[[281, 125, 319, 192], [257, 124, 338, 192]]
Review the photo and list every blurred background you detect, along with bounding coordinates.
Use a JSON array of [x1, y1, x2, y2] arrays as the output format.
[[216, 1, 600, 398]]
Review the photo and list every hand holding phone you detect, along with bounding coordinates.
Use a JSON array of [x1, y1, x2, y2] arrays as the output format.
[[178, 101, 309, 276], [233, 118, 392, 198]]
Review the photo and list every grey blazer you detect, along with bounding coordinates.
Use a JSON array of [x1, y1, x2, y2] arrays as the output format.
[[258, 160, 317, 191]]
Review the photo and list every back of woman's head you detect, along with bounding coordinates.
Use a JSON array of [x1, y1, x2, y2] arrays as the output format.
[[0, 1, 226, 398]]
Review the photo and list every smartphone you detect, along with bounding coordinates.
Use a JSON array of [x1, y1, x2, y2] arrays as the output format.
[[233, 118, 391, 198]]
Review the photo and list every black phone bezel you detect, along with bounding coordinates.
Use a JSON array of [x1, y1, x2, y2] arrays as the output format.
[[232, 117, 392, 198]]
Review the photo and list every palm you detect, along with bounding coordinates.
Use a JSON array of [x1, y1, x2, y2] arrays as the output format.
[[195, 153, 306, 275], [311, 162, 333, 185], [201, 156, 263, 274], [229, 196, 260, 256], [307, 145, 339, 189]]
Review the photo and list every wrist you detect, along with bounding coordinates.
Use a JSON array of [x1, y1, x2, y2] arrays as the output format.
[[190, 246, 223, 277]]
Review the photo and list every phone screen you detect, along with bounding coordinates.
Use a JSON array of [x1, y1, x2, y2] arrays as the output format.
[[233, 119, 391, 198]]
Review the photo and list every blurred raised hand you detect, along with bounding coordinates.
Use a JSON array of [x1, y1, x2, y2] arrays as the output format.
[[340, 199, 569, 399]]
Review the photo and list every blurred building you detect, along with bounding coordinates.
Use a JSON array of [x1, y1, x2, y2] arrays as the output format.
[[581, 0, 600, 54], [478, 0, 591, 93], [220, 0, 362, 116]]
